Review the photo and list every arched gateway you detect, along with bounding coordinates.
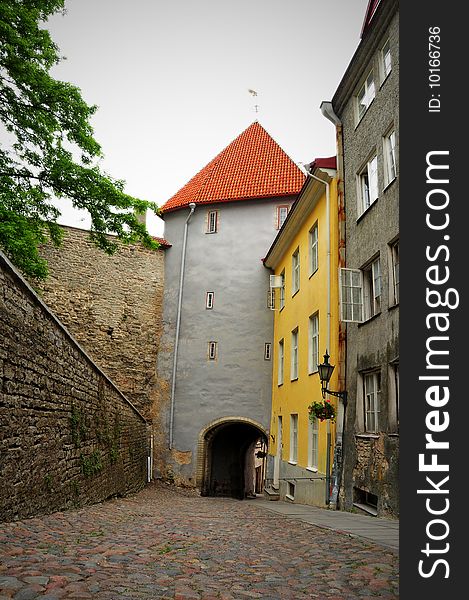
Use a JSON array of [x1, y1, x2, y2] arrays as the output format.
[[196, 417, 268, 499]]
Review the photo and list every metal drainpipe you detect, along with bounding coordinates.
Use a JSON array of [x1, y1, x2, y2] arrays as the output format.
[[169, 202, 196, 450], [305, 170, 331, 504], [320, 100, 345, 508]]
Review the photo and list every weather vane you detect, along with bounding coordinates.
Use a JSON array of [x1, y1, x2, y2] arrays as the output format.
[[248, 89, 260, 115]]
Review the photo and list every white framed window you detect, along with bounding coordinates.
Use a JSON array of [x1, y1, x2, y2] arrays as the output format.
[[339, 268, 364, 323], [208, 341, 218, 360], [363, 257, 382, 319], [278, 339, 284, 385], [291, 328, 299, 380], [308, 416, 319, 470], [292, 248, 300, 295], [279, 270, 285, 310], [309, 222, 318, 276], [276, 205, 289, 229], [206, 291, 214, 309], [339, 257, 381, 323], [364, 371, 381, 433], [381, 38, 392, 81], [356, 70, 375, 121], [308, 313, 319, 374], [289, 414, 298, 463], [358, 155, 378, 216], [388, 361, 399, 432], [389, 240, 399, 305], [264, 343, 272, 361], [383, 130, 397, 186], [207, 210, 218, 233]]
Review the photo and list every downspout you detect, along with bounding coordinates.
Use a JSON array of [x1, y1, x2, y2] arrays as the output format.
[[321, 101, 346, 509], [304, 169, 331, 505], [169, 202, 196, 450]]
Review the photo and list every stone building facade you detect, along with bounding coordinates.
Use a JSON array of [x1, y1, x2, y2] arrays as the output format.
[[0, 251, 149, 522], [38, 226, 169, 473], [325, 0, 399, 517]]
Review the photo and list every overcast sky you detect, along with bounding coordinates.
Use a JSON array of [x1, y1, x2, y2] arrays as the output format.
[[47, 0, 369, 237]]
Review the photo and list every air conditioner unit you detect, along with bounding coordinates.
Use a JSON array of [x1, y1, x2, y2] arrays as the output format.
[[270, 275, 283, 288]]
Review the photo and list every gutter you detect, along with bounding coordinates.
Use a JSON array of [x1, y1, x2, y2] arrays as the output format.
[[169, 202, 196, 450]]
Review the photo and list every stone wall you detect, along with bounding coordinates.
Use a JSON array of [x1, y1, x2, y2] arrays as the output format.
[[37, 226, 168, 473], [0, 251, 149, 522]]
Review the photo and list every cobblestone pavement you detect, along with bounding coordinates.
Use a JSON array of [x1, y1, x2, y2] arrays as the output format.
[[0, 482, 398, 599]]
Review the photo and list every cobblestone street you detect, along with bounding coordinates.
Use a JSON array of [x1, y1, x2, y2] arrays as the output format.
[[0, 482, 398, 599]]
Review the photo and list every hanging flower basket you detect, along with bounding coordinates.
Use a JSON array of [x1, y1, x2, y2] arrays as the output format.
[[308, 400, 336, 422]]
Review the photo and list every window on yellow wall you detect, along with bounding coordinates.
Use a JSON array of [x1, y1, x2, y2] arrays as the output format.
[[279, 269, 285, 309], [289, 414, 298, 463], [309, 222, 318, 276], [291, 328, 299, 380], [292, 248, 300, 295], [308, 417, 318, 470], [308, 313, 319, 374], [278, 339, 284, 385]]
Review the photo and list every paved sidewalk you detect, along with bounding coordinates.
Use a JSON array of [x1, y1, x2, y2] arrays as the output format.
[[0, 482, 398, 599], [247, 498, 399, 550]]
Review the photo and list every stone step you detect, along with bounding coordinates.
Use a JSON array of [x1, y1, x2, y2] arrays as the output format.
[[263, 486, 280, 501]]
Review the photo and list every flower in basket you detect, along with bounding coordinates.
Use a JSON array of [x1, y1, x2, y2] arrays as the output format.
[[308, 399, 336, 422]]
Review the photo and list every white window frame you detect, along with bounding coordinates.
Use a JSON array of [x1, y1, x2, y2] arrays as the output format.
[[264, 343, 272, 361], [364, 371, 381, 433], [358, 155, 378, 216], [308, 313, 319, 374], [276, 205, 289, 229], [292, 248, 300, 295], [388, 361, 399, 432], [356, 70, 375, 121], [308, 416, 319, 470], [207, 210, 218, 233], [339, 258, 381, 323], [339, 268, 364, 323], [289, 414, 298, 463], [208, 341, 217, 360], [278, 339, 284, 386], [279, 270, 285, 310], [309, 222, 318, 276], [363, 257, 382, 320], [291, 328, 299, 381], [383, 130, 397, 187], [381, 38, 392, 81], [389, 240, 399, 305], [206, 291, 214, 309]]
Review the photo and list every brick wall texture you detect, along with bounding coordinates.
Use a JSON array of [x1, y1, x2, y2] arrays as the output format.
[[0, 252, 149, 522]]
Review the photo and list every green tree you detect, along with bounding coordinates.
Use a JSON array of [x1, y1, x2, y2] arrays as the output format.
[[0, 0, 159, 279]]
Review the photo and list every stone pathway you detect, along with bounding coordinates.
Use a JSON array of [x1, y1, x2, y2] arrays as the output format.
[[0, 482, 398, 599]]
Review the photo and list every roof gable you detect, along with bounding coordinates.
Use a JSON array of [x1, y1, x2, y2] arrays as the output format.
[[161, 122, 305, 213]]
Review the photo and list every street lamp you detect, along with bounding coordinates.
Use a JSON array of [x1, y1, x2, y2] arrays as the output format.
[[317, 350, 347, 509], [318, 351, 347, 404]]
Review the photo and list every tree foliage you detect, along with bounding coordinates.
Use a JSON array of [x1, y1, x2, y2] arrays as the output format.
[[0, 0, 159, 279]]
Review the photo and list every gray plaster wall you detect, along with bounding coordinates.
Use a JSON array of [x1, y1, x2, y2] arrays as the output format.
[[158, 197, 295, 482], [334, 4, 399, 517]]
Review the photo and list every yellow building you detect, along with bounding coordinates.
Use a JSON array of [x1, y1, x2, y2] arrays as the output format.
[[263, 157, 341, 507]]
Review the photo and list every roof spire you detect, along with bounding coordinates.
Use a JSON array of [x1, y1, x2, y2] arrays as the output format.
[[248, 89, 260, 116]]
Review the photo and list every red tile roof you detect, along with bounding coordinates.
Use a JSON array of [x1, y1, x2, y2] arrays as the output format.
[[154, 236, 171, 248], [161, 122, 305, 214]]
